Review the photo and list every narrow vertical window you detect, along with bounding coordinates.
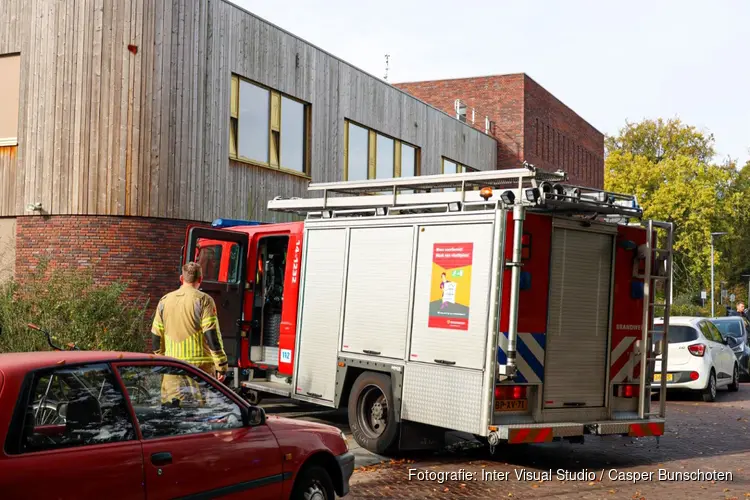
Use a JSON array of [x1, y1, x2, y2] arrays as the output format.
[[376, 135, 395, 179], [237, 81, 270, 164], [0, 54, 21, 146], [347, 122, 369, 181], [401, 144, 416, 177], [280, 96, 305, 172]]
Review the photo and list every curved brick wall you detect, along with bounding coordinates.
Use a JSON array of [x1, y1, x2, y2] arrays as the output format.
[[15, 215, 204, 320]]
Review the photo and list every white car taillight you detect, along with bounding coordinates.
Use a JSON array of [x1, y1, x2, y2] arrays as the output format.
[[687, 343, 706, 357]]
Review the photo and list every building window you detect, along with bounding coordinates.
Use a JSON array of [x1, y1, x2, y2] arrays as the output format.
[[0, 54, 20, 147], [442, 157, 477, 175], [230, 74, 310, 176], [442, 157, 477, 192], [344, 120, 420, 181]]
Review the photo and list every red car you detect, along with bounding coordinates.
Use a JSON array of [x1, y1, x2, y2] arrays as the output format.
[[0, 351, 353, 499]]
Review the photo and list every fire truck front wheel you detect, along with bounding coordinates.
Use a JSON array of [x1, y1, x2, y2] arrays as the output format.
[[348, 372, 399, 455]]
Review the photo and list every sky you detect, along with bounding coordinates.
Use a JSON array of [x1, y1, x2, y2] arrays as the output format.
[[233, 0, 750, 165]]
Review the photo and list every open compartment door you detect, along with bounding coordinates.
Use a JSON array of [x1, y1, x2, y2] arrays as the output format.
[[185, 227, 249, 366]]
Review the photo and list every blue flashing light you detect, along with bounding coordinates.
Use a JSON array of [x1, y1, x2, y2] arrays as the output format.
[[519, 271, 532, 291], [631, 280, 644, 300], [618, 239, 637, 251], [211, 218, 266, 228]]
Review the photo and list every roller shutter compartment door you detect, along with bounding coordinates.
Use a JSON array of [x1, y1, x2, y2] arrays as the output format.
[[543, 228, 613, 409]]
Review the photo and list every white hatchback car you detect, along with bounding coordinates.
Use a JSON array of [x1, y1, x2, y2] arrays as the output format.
[[651, 316, 740, 402]]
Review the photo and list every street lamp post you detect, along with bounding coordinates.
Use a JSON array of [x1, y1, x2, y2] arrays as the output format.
[[711, 232, 727, 317]]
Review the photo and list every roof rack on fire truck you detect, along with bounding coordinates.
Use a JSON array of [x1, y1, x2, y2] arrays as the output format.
[[267, 162, 643, 221]]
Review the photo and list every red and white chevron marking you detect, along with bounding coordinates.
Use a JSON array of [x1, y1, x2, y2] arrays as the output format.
[[609, 335, 641, 383]]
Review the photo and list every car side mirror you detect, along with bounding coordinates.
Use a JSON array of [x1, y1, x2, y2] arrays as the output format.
[[241, 405, 266, 426]]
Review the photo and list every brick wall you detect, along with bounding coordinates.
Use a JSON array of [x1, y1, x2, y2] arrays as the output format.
[[15, 216, 205, 324], [395, 73, 604, 188], [523, 75, 604, 189], [395, 75, 525, 170]]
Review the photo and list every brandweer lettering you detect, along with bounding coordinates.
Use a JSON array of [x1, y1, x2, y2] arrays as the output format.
[[291, 239, 301, 284]]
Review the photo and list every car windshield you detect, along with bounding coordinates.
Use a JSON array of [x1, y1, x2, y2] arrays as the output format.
[[652, 324, 699, 344], [711, 319, 744, 338]]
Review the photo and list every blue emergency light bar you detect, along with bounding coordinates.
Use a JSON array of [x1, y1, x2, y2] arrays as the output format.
[[211, 218, 266, 228]]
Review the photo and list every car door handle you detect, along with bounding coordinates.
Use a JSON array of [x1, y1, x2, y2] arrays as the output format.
[[151, 452, 173, 466]]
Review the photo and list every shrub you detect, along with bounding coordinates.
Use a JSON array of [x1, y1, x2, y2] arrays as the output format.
[[669, 293, 713, 318], [0, 261, 148, 353]]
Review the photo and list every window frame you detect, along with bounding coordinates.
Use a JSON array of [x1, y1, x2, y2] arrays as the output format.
[[112, 360, 250, 441], [0, 53, 20, 147], [230, 74, 311, 179], [441, 157, 478, 192], [4, 362, 138, 455], [441, 157, 477, 175], [343, 119, 421, 181]]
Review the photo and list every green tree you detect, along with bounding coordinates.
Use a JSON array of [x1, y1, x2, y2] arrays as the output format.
[[604, 118, 736, 297], [605, 118, 716, 164]]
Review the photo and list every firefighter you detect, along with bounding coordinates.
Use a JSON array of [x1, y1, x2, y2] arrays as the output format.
[[730, 302, 750, 319], [151, 262, 229, 405]]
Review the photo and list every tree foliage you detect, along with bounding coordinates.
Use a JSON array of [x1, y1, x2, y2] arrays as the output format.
[[605, 118, 747, 302]]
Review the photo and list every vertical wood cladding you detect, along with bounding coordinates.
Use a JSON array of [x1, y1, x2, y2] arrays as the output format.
[[0, 0, 497, 220]]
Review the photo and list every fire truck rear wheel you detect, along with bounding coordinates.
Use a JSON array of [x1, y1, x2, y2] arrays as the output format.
[[348, 372, 399, 455]]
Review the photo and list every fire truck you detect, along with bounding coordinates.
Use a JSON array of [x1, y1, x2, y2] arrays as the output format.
[[182, 164, 674, 455]]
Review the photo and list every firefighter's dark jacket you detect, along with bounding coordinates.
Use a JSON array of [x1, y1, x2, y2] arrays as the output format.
[[151, 284, 228, 374]]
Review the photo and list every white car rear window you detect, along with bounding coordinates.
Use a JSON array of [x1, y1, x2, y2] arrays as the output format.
[[653, 325, 699, 344]]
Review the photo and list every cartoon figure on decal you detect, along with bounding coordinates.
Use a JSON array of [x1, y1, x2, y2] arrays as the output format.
[[440, 273, 457, 309]]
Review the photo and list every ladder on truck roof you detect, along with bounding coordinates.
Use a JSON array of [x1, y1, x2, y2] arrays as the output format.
[[267, 162, 644, 220], [636, 220, 674, 420]]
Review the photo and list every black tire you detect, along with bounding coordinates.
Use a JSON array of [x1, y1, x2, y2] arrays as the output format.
[[702, 370, 717, 402], [290, 465, 335, 500], [348, 371, 400, 455], [729, 364, 740, 392]]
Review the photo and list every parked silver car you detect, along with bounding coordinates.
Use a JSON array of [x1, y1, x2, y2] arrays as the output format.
[[710, 316, 750, 381]]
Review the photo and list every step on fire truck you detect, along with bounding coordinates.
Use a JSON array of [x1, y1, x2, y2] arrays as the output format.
[[183, 164, 674, 455]]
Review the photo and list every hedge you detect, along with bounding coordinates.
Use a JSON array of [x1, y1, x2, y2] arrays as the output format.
[[0, 261, 148, 354]]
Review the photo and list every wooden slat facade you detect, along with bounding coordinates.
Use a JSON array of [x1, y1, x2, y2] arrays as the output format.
[[0, 0, 497, 222]]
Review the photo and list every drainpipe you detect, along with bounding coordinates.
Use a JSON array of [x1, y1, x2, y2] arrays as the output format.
[[501, 204, 526, 379]]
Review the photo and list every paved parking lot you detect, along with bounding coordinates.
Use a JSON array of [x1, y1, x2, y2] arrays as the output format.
[[264, 385, 750, 499]]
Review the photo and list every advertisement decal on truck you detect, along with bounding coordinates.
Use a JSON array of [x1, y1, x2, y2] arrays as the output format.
[[428, 243, 474, 330]]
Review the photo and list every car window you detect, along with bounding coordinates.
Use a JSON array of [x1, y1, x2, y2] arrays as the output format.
[[117, 364, 243, 440], [712, 319, 744, 338], [697, 321, 714, 342], [699, 321, 721, 343], [706, 322, 727, 343], [652, 325, 699, 344], [12, 363, 135, 454]]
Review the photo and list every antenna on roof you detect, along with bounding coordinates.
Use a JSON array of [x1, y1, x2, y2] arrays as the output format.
[[384, 54, 390, 81]]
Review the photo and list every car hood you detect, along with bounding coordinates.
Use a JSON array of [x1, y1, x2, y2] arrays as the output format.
[[265, 415, 349, 457]]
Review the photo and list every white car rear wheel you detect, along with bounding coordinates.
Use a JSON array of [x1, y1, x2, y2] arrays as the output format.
[[702, 371, 717, 402]]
